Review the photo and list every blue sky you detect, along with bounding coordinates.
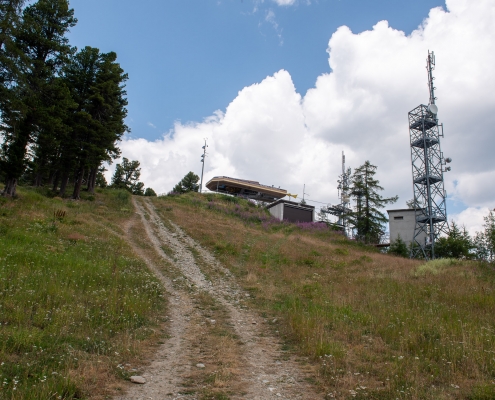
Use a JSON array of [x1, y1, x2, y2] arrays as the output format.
[[65, 0, 495, 233], [67, 0, 443, 140]]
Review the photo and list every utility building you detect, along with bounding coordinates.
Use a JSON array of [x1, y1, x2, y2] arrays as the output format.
[[267, 200, 314, 223], [388, 209, 426, 246]]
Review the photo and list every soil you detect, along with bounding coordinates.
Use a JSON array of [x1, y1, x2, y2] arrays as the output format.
[[116, 197, 322, 400]]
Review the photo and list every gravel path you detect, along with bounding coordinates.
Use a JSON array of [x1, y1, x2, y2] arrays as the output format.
[[117, 197, 321, 400]]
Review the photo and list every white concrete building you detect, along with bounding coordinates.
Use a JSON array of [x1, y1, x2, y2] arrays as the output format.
[[387, 209, 426, 246]]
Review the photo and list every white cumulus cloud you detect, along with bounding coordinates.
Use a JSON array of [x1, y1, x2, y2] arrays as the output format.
[[112, 0, 495, 233], [451, 207, 493, 236], [272, 0, 296, 6]]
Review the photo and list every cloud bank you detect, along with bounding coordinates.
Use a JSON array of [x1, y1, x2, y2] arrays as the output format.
[[113, 0, 495, 233]]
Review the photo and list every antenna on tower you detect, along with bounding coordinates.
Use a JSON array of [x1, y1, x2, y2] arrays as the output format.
[[321, 151, 352, 238], [427, 50, 437, 108], [199, 138, 208, 193], [408, 51, 451, 259]]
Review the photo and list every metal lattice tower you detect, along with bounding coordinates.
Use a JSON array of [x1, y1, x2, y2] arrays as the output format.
[[409, 51, 451, 259], [321, 151, 352, 237]]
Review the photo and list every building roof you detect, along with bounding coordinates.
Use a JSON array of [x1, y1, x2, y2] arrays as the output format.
[[387, 208, 421, 213], [205, 176, 287, 201], [266, 199, 315, 210]]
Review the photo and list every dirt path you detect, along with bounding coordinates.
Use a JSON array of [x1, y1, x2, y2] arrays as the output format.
[[117, 197, 321, 399]]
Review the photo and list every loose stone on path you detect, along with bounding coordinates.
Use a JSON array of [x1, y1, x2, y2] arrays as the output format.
[[130, 376, 146, 384]]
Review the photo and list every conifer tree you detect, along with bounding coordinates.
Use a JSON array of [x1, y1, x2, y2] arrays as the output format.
[[483, 211, 495, 261], [144, 187, 157, 196], [61, 47, 128, 199], [0, 0, 25, 95], [111, 158, 145, 194], [172, 171, 199, 194], [1, 0, 76, 196], [389, 234, 409, 258], [349, 161, 398, 244], [435, 221, 473, 259]]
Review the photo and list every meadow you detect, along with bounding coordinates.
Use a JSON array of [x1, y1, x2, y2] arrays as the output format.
[[0, 189, 164, 399], [155, 192, 495, 399]]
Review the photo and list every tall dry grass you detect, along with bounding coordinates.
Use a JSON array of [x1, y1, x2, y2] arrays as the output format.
[[155, 192, 495, 399]]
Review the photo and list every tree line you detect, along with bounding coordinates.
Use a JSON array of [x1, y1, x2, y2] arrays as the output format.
[[0, 0, 128, 199]]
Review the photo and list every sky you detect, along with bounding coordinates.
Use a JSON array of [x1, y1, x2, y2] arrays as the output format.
[[67, 0, 495, 234]]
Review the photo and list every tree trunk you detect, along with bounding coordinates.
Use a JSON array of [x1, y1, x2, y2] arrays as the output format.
[[87, 167, 97, 194], [52, 170, 60, 192], [81, 168, 87, 187], [2, 177, 17, 197], [48, 169, 55, 185], [59, 171, 69, 197], [1, 115, 33, 197], [34, 171, 43, 187], [72, 165, 84, 199]]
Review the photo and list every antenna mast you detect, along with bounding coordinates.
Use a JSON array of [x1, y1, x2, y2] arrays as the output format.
[[199, 139, 208, 193], [408, 51, 451, 259], [427, 51, 436, 106], [321, 151, 352, 237]]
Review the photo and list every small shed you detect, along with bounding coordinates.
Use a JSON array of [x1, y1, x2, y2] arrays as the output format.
[[266, 200, 314, 223], [387, 208, 426, 246]]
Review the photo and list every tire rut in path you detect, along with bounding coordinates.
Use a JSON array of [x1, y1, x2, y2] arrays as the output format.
[[117, 199, 197, 400], [119, 197, 321, 399]]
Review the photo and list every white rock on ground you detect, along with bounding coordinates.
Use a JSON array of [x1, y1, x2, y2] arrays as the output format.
[[130, 376, 146, 384]]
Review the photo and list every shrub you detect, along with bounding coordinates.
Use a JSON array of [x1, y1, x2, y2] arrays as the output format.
[[389, 235, 409, 258]]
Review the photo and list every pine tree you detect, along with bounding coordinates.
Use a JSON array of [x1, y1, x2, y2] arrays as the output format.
[[349, 161, 398, 244], [172, 171, 199, 194], [0, 0, 25, 95], [483, 211, 495, 261], [1, 0, 76, 196], [95, 166, 107, 188], [144, 187, 157, 197], [472, 231, 489, 261], [61, 47, 128, 199], [389, 234, 409, 258], [435, 221, 473, 259], [111, 158, 145, 194]]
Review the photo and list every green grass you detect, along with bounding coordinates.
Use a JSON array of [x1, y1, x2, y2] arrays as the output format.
[[413, 258, 461, 276], [156, 192, 495, 399], [0, 187, 164, 399]]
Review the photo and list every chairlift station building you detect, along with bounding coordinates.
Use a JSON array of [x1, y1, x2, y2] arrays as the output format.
[[205, 176, 315, 223], [206, 176, 287, 203]]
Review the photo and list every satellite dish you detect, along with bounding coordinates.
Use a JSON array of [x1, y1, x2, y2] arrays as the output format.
[[428, 104, 438, 114]]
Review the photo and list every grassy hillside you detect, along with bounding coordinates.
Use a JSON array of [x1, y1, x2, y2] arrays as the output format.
[[0, 189, 164, 399], [154, 192, 495, 400]]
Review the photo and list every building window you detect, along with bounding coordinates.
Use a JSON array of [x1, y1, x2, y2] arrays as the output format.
[[394, 216, 404, 220]]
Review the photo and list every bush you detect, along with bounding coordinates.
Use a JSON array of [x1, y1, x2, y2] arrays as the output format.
[[144, 187, 157, 196], [389, 235, 409, 258], [435, 221, 473, 259]]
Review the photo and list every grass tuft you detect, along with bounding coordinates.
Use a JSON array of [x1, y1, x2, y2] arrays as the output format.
[[413, 258, 461, 277]]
